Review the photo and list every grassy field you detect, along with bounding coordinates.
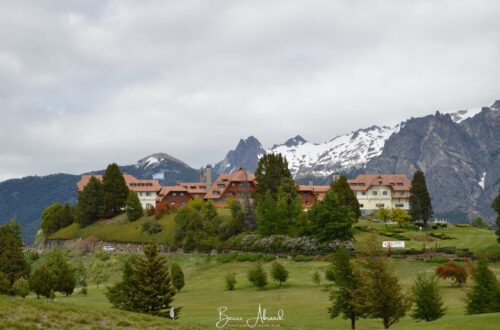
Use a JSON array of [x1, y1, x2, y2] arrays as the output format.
[[10, 251, 500, 330]]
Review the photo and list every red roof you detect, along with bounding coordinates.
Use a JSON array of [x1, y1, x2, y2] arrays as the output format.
[[348, 174, 411, 191], [77, 174, 162, 193], [205, 168, 256, 199]]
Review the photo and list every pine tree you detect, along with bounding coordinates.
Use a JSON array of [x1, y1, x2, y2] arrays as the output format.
[[331, 175, 361, 220], [409, 170, 433, 227], [106, 257, 136, 310], [354, 238, 412, 329], [465, 260, 500, 314], [128, 244, 179, 318], [170, 262, 185, 292], [309, 190, 356, 242], [77, 176, 104, 226], [492, 186, 500, 242], [271, 262, 289, 288], [411, 273, 446, 321], [30, 266, 53, 298], [0, 220, 29, 287], [248, 263, 268, 289], [329, 246, 361, 330], [126, 190, 144, 221], [102, 163, 129, 218]]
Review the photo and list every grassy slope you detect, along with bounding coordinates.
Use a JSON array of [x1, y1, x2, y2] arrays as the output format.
[[19, 252, 500, 330], [50, 214, 498, 256]]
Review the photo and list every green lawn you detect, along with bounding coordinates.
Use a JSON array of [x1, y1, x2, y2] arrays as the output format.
[[26, 253, 500, 330]]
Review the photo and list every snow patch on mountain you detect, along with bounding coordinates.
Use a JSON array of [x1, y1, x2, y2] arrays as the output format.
[[449, 108, 483, 123], [268, 125, 400, 178], [135, 153, 190, 169], [478, 172, 486, 190]]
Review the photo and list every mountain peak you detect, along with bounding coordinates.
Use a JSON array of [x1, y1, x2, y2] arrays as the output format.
[[136, 153, 189, 169], [213, 136, 266, 174], [283, 135, 307, 147], [491, 100, 500, 109]]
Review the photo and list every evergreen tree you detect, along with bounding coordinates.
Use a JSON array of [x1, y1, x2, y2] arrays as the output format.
[[255, 153, 292, 203], [411, 273, 446, 321], [0, 220, 29, 287], [329, 246, 361, 330], [275, 178, 304, 236], [114, 243, 179, 318], [58, 261, 76, 296], [271, 262, 289, 288], [465, 260, 500, 314], [331, 175, 361, 220], [0, 272, 10, 295], [102, 163, 129, 218], [354, 238, 412, 329], [29, 266, 53, 298], [126, 190, 144, 221], [106, 257, 136, 310], [170, 262, 185, 292], [13, 277, 30, 298], [309, 190, 356, 242], [409, 170, 433, 227], [75, 261, 88, 295], [248, 263, 268, 289], [77, 176, 104, 226], [256, 191, 279, 235], [492, 186, 500, 242]]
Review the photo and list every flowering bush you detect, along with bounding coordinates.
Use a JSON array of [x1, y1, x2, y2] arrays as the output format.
[[224, 234, 353, 255]]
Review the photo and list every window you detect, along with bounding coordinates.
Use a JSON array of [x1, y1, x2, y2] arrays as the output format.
[[376, 203, 385, 208], [372, 191, 378, 195], [361, 191, 366, 196], [181, 202, 186, 206], [359, 204, 364, 208], [180, 192, 184, 196], [146, 203, 152, 209], [218, 184, 225, 188], [146, 192, 151, 196], [399, 192, 405, 196], [170, 202, 176, 206], [395, 203, 404, 208], [232, 183, 236, 187], [382, 191, 388, 195], [172, 192, 176, 196], [213, 191, 220, 196], [306, 201, 310, 205]]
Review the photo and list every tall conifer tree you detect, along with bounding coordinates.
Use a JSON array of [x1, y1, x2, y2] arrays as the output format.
[[126, 191, 144, 221], [0, 220, 29, 287], [77, 176, 104, 226], [255, 153, 292, 203], [331, 175, 361, 220], [409, 170, 433, 227], [102, 163, 129, 218], [465, 260, 500, 314]]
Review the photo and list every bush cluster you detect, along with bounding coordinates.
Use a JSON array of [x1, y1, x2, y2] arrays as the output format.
[[429, 232, 455, 240], [224, 234, 352, 255]]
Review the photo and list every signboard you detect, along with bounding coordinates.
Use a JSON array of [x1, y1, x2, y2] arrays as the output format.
[[382, 241, 405, 248]]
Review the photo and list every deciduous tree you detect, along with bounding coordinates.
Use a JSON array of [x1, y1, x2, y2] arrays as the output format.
[[248, 263, 267, 289], [13, 278, 30, 298], [271, 261, 289, 288], [435, 261, 468, 287], [30, 266, 53, 298]]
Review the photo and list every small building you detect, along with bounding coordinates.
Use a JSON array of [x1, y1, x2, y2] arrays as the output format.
[[158, 185, 194, 208], [77, 174, 161, 209], [297, 184, 330, 209], [205, 167, 256, 207], [348, 174, 411, 213]]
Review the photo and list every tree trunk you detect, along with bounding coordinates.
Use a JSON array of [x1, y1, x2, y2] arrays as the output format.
[[351, 316, 355, 329]]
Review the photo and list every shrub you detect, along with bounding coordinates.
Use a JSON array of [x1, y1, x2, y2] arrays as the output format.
[[248, 263, 267, 289], [393, 234, 411, 241], [13, 278, 30, 298], [379, 231, 394, 237], [354, 225, 372, 233], [170, 263, 185, 292], [237, 253, 263, 262], [262, 255, 277, 262], [436, 247, 456, 254], [142, 220, 163, 235], [426, 256, 449, 264], [293, 255, 313, 262], [217, 253, 238, 263], [225, 273, 236, 290], [429, 232, 455, 240], [391, 228, 407, 234], [455, 224, 471, 228], [436, 261, 468, 287], [154, 201, 172, 219], [312, 270, 321, 286], [95, 251, 110, 261], [0, 272, 10, 295], [146, 206, 156, 217]]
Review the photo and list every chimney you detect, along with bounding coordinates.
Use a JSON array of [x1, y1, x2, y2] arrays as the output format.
[[201, 166, 212, 191]]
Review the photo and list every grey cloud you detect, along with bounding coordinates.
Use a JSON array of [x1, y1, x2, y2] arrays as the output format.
[[0, 0, 499, 180]]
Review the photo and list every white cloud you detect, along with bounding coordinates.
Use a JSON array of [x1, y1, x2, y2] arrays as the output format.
[[0, 0, 499, 180]]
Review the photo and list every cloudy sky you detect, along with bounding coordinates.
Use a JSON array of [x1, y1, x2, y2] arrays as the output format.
[[1, 0, 499, 181]]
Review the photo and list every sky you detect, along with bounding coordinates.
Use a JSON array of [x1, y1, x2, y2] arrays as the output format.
[[1, 0, 499, 181]]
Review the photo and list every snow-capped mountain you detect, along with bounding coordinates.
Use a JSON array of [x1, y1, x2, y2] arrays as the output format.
[[213, 136, 266, 175], [268, 125, 401, 179]]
